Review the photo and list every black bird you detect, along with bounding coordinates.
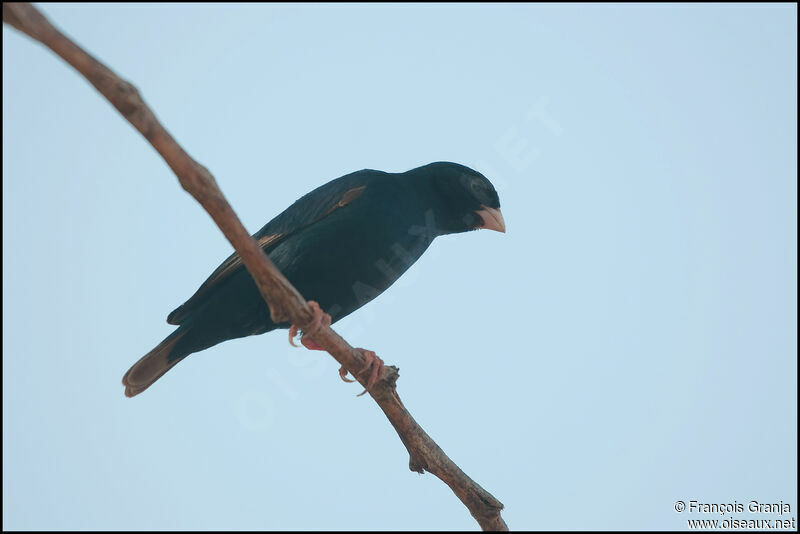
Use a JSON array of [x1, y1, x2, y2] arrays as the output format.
[[122, 162, 505, 397]]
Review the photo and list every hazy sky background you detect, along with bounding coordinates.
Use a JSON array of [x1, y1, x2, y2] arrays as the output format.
[[3, 3, 797, 531]]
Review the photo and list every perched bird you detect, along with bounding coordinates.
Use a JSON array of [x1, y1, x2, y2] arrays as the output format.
[[122, 161, 505, 397]]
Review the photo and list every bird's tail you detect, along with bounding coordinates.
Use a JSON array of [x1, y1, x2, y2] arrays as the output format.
[[122, 328, 189, 398]]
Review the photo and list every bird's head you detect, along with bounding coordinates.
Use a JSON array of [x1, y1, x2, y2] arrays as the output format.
[[411, 161, 505, 236]]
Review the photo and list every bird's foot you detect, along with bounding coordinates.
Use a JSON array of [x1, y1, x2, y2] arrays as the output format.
[[338, 348, 385, 396], [288, 306, 385, 397], [288, 301, 331, 350]]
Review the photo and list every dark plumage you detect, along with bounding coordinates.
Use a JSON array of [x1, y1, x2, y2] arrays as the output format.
[[122, 162, 504, 397]]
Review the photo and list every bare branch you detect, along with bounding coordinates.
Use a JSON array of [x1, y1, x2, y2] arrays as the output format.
[[3, 3, 508, 530]]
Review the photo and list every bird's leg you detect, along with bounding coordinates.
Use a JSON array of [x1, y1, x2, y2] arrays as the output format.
[[288, 303, 386, 396], [288, 301, 331, 350]]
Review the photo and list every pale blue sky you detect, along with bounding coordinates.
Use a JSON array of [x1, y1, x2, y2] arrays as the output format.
[[3, 3, 797, 531]]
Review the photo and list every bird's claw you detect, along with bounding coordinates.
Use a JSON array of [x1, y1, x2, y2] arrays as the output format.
[[288, 301, 331, 350], [339, 366, 356, 383], [288, 306, 383, 397], [288, 324, 300, 347], [341, 351, 402, 405], [349, 348, 385, 396]]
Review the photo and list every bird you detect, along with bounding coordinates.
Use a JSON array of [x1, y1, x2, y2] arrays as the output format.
[[122, 161, 505, 397]]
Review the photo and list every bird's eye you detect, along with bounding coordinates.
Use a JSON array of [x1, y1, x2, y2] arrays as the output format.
[[470, 179, 488, 196], [459, 173, 493, 203]]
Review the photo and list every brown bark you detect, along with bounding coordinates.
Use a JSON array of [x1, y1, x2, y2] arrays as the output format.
[[3, 3, 508, 530]]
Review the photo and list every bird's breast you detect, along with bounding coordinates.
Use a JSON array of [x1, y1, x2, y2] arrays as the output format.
[[269, 197, 435, 323]]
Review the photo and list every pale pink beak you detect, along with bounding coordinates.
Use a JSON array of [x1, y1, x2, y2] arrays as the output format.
[[475, 206, 506, 233]]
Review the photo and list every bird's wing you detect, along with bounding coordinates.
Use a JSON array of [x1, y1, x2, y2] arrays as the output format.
[[166, 171, 378, 325]]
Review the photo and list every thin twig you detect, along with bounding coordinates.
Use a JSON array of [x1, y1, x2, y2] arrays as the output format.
[[3, 3, 508, 530]]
